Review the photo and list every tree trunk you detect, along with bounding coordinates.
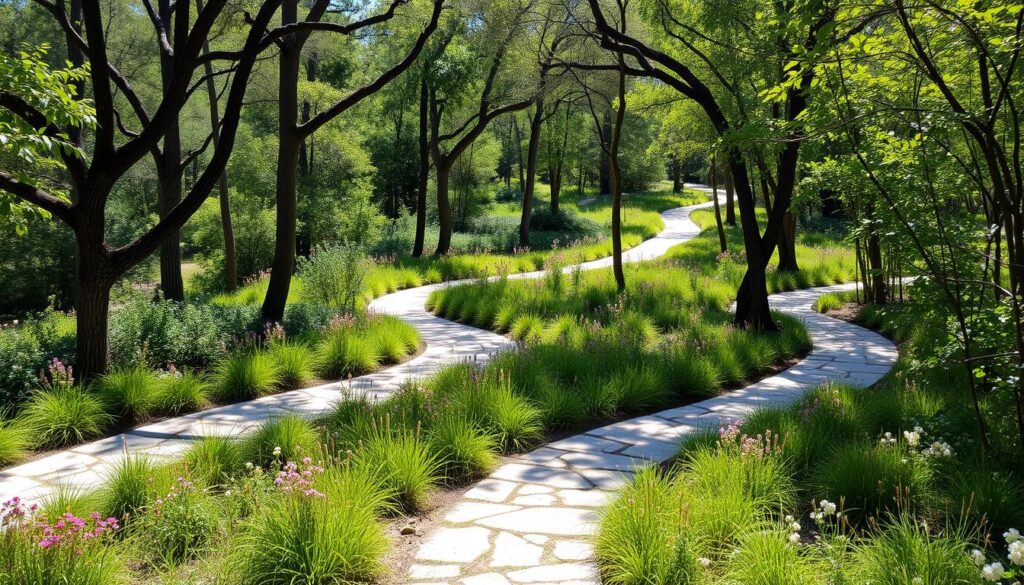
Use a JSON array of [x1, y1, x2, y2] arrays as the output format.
[[74, 215, 114, 380], [519, 100, 543, 247], [434, 164, 452, 255], [609, 55, 627, 292], [730, 155, 776, 331], [261, 0, 301, 324], [549, 161, 561, 214], [776, 210, 799, 271], [156, 0, 183, 301], [866, 204, 886, 304], [711, 158, 726, 253], [413, 74, 429, 257], [724, 160, 736, 226], [198, 0, 236, 292]]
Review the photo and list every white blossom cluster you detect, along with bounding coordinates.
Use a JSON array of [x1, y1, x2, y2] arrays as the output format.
[[973, 528, 1023, 583]]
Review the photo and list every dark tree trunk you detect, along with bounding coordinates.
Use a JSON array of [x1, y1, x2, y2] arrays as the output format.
[[711, 158, 727, 253], [724, 160, 736, 225], [413, 74, 429, 257], [519, 100, 543, 247], [731, 155, 777, 331], [198, 0, 236, 292], [261, 0, 301, 324], [434, 165, 452, 255], [156, 0, 183, 301], [74, 210, 115, 380], [549, 163, 561, 213], [777, 210, 799, 271], [865, 204, 886, 304]]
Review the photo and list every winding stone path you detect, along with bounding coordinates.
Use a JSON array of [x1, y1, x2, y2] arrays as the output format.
[[0, 188, 897, 585]]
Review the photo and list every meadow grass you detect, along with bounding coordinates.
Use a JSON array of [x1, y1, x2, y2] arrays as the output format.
[[18, 386, 112, 448], [155, 371, 210, 415], [211, 351, 282, 403], [0, 415, 29, 466], [97, 366, 161, 422]]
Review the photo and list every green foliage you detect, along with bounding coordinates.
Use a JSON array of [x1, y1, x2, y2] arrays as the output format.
[[101, 455, 157, 521], [107, 295, 225, 369], [845, 515, 980, 585], [134, 477, 218, 567], [0, 414, 29, 466], [354, 423, 441, 513], [97, 366, 160, 422], [241, 414, 319, 469], [316, 327, 381, 378], [182, 435, 244, 489], [19, 386, 111, 448], [428, 413, 498, 483], [154, 371, 209, 415], [267, 342, 318, 388], [211, 351, 282, 403], [296, 244, 369, 313]]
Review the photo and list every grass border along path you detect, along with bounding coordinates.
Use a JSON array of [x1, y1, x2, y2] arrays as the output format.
[[0, 188, 715, 504]]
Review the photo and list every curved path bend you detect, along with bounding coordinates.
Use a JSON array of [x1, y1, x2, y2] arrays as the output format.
[[0, 190, 716, 502], [0, 189, 897, 585]]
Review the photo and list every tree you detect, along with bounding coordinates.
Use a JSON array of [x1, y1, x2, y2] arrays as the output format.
[[0, 0, 289, 378], [584, 0, 838, 330], [260, 0, 444, 323], [426, 1, 535, 255]]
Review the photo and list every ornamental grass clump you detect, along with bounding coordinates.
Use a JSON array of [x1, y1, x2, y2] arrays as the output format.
[[133, 475, 218, 567], [154, 369, 209, 415], [97, 365, 161, 422], [428, 413, 498, 484], [19, 359, 111, 449], [182, 435, 244, 488], [316, 324, 380, 378], [241, 414, 319, 469], [101, 455, 159, 522], [0, 414, 29, 466], [353, 421, 441, 513], [267, 341, 318, 388], [211, 350, 282, 403]]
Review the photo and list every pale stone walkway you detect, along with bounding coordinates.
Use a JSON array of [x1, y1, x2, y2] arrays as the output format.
[[405, 283, 896, 585], [0, 189, 716, 504]]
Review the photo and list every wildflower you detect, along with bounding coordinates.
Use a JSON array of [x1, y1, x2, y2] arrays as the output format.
[[272, 446, 282, 457], [819, 499, 837, 516], [788, 532, 801, 544], [1006, 528, 1021, 544], [245, 462, 254, 470], [785, 515, 795, 523], [903, 426, 923, 447], [923, 441, 953, 458], [791, 521, 801, 531], [982, 562, 1007, 582], [697, 557, 711, 568], [972, 549, 988, 567], [880, 432, 897, 446], [911, 578, 923, 585], [1009, 540, 1024, 565]]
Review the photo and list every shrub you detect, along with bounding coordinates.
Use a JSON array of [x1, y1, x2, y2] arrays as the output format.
[[0, 415, 29, 466], [102, 455, 158, 521], [316, 328, 380, 378], [0, 328, 44, 406], [97, 366, 160, 421], [0, 498, 124, 585], [135, 476, 218, 566], [268, 342, 317, 388], [281, 302, 337, 338], [241, 414, 319, 469], [154, 371, 209, 415], [108, 295, 223, 369], [211, 351, 281, 403], [297, 244, 368, 314], [428, 414, 498, 483], [182, 436, 244, 488], [19, 386, 111, 449]]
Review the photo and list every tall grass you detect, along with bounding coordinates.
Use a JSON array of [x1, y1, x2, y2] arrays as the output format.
[[97, 366, 161, 421], [19, 386, 112, 448], [0, 415, 29, 466], [211, 351, 282, 403]]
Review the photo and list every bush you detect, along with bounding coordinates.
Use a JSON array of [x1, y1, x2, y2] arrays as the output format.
[[0, 328, 44, 406], [135, 476, 218, 566], [845, 515, 979, 584], [19, 386, 112, 448], [211, 351, 281, 403], [155, 371, 209, 415], [297, 244, 368, 314], [281, 302, 337, 338], [108, 295, 223, 369], [97, 366, 160, 422]]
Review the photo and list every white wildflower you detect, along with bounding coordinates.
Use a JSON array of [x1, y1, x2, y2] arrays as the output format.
[[1009, 540, 1024, 565], [911, 578, 922, 585], [903, 426, 922, 447], [791, 521, 801, 531], [1006, 528, 1021, 544], [789, 532, 801, 544], [697, 557, 711, 568], [971, 549, 987, 567], [880, 432, 897, 446], [820, 499, 837, 516], [272, 446, 282, 456], [923, 441, 953, 458], [982, 562, 1007, 582], [785, 515, 795, 523]]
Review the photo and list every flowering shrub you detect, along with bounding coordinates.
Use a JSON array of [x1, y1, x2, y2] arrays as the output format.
[[273, 457, 325, 498], [136, 476, 217, 565], [0, 497, 122, 583]]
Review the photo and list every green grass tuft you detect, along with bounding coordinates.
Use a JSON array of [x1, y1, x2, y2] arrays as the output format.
[[211, 351, 282, 403]]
